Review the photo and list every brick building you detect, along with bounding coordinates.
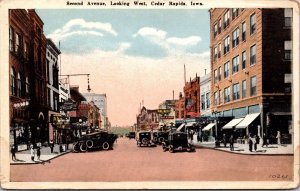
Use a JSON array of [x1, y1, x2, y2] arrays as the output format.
[[184, 75, 200, 118], [175, 92, 185, 121], [210, 8, 292, 142], [9, 9, 49, 150], [136, 106, 160, 131]]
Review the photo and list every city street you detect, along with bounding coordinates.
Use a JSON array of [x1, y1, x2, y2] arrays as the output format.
[[10, 138, 294, 182]]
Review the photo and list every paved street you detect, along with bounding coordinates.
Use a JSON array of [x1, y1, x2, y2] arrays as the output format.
[[10, 138, 294, 182]]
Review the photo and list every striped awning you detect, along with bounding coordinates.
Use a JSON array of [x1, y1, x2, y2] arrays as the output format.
[[222, 118, 244, 129], [236, 113, 260, 129], [202, 123, 215, 131]]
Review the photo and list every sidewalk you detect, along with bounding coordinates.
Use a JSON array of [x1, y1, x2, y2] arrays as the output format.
[[10, 144, 73, 165], [190, 138, 294, 155]]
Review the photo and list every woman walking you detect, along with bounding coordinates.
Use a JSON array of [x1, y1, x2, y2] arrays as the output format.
[[30, 145, 35, 161]]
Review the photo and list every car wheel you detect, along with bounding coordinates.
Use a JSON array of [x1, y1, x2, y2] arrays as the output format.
[[142, 138, 148, 145], [86, 140, 93, 148], [80, 143, 87, 152], [72, 142, 80, 153], [158, 137, 164, 143], [169, 145, 174, 153], [102, 142, 110, 150], [162, 144, 167, 152]]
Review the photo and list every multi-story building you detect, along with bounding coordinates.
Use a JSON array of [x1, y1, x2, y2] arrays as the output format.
[[210, 8, 292, 142], [200, 72, 211, 117], [46, 38, 61, 143], [136, 106, 160, 131], [9, 9, 49, 150], [78, 101, 100, 131], [175, 92, 185, 123], [184, 75, 200, 118], [158, 100, 176, 128]]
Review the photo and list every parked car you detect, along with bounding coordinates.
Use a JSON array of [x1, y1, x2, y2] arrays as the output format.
[[128, 131, 136, 139], [72, 131, 117, 152], [136, 131, 155, 147], [152, 131, 169, 144], [162, 132, 195, 153]]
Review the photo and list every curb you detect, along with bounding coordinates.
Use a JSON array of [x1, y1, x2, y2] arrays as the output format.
[[10, 150, 72, 165], [192, 143, 294, 156]]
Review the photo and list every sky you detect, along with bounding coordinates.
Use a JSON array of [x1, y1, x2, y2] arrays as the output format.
[[36, 9, 211, 126]]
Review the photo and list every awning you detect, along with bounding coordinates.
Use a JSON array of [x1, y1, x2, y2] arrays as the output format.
[[236, 113, 260, 129], [222, 118, 244, 129], [176, 123, 185, 131], [202, 123, 215, 131], [186, 122, 197, 127]]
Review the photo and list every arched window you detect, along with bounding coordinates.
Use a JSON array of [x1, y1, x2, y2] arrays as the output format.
[[26, 77, 30, 97], [17, 72, 21, 97], [10, 67, 16, 95]]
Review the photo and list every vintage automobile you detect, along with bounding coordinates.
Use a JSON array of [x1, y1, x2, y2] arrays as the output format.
[[152, 131, 169, 144], [136, 131, 155, 147], [162, 131, 195, 153], [72, 131, 117, 152], [128, 131, 136, 139]]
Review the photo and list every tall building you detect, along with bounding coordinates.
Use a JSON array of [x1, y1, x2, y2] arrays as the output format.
[[210, 8, 292, 142], [9, 9, 49, 150], [175, 92, 185, 122], [46, 39, 61, 143]]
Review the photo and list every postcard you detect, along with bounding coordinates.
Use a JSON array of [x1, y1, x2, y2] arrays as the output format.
[[0, 0, 299, 189]]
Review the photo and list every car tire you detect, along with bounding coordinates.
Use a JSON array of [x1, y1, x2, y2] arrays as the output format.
[[169, 145, 174, 153], [102, 142, 110, 150], [153, 137, 157, 142], [72, 142, 80, 153], [162, 144, 167, 152], [86, 140, 93, 148], [142, 138, 148, 145], [80, 143, 87, 152], [158, 137, 164, 143]]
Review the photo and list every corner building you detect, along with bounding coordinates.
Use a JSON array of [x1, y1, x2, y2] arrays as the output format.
[[210, 8, 292, 143]]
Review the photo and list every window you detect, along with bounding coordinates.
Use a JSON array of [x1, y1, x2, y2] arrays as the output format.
[[214, 92, 218, 105], [242, 22, 246, 41], [250, 76, 256, 96], [206, 92, 210, 109], [201, 94, 205, 110], [284, 73, 292, 93], [214, 24, 218, 38], [224, 36, 230, 54], [242, 51, 246, 69], [17, 73, 21, 97], [24, 42, 29, 59], [232, 28, 240, 48], [250, 45, 256, 65], [213, 46, 218, 61], [284, 8, 292, 27], [242, 80, 247, 98], [214, 69, 218, 83], [9, 27, 14, 52], [224, 61, 230, 78], [10, 68, 16, 95], [224, 86, 231, 103], [218, 43, 222, 58], [218, 90, 222, 104], [284, 41, 292, 60], [224, 10, 230, 29], [232, 55, 239, 74], [26, 77, 30, 97], [233, 83, 240, 100], [218, 19, 222, 34], [232, 8, 239, 20], [250, 13, 256, 35], [218, 67, 222, 81]]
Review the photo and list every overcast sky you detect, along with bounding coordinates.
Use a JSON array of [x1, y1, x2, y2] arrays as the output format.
[[37, 9, 210, 126]]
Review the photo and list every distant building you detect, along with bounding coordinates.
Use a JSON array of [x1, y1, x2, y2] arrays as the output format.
[[184, 75, 200, 118], [200, 72, 211, 116], [136, 106, 160, 131], [158, 100, 176, 128]]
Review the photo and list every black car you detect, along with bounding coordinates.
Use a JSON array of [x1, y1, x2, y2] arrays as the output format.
[[152, 131, 169, 144], [162, 132, 195, 153], [72, 131, 117, 152], [128, 132, 136, 139], [136, 131, 155, 147]]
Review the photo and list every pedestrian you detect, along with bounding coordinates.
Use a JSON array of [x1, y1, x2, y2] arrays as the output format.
[[229, 134, 234, 151], [248, 134, 253, 152], [276, 131, 281, 145], [30, 145, 35, 161], [253, 135, 258, 151], [262, 133, 269, 147], [50, 140, 54, 153], [59, 144, 63, 153], [223, 134, 227, 147], [37, 147, 41, 160], [11, 146, 16, 161]]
